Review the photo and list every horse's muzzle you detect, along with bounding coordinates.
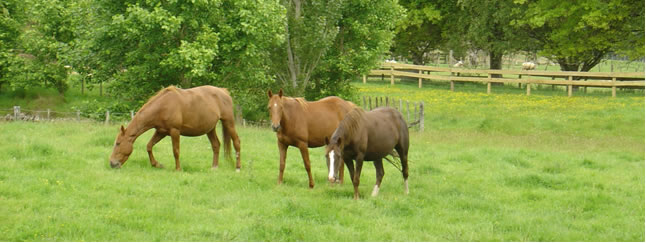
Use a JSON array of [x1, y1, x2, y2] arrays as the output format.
[[271, 124, 281, 132], [110, 160, 121, 169]]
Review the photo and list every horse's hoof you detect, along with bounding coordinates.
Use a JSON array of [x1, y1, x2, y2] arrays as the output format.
[[154, 164, 164, 169], [235, 168, 240, 173]]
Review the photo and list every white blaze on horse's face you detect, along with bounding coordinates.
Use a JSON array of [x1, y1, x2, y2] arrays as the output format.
[[328, 150, 336, 182], [267, 95, 283, 132]]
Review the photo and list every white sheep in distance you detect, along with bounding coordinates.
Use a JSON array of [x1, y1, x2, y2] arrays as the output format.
[[453, 61, 464, 68], [522, 62, 536, 70], [385, 59, 397, 63]]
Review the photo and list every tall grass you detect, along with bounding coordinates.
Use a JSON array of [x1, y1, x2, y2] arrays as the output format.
[[0, 81, 643, 241]]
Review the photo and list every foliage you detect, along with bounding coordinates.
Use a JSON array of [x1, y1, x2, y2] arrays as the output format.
[[391, 1, 445, 65], [269, 0, 404, 101], [513, 0, 645, 71], [93, 0, 285, 114]]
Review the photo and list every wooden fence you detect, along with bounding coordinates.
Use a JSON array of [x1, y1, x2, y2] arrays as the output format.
[[366, 62, 645, 97], [361, 96, 424, 132]]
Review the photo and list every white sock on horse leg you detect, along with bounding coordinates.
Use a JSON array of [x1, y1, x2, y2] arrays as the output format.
[[371, 185, 380, 197], [404, 179, 409, 195]]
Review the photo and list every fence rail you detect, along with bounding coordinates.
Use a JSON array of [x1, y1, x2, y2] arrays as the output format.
[[366, 62, 645, 97]]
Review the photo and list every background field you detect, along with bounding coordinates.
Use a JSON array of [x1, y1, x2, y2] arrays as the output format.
[[0, 81, 644, 241]]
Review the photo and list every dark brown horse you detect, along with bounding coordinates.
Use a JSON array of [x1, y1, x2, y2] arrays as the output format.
[[324, 107, 409, 199], [109, 85, 241, 171], [267, 89, 355, 188]]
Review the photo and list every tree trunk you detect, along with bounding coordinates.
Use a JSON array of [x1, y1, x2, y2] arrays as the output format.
[[489, 51, 503, 83]]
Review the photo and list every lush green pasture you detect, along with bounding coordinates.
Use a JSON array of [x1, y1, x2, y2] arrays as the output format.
[[0, 82, 644, 241]]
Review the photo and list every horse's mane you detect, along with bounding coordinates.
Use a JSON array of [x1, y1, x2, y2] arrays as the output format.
[[282, 96, 308, 111], [333, 107, 365, 141], [138, 86, 180, 112]]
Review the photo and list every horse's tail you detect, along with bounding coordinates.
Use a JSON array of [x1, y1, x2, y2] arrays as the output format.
[[221, 121, 233, 162]]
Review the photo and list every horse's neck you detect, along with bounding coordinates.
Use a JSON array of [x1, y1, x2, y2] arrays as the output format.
[[281, 98, 306, 126], [125, 107, 156, 141]]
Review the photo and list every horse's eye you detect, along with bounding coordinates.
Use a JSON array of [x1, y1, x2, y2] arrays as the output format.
[[116, 142, 120, 146]]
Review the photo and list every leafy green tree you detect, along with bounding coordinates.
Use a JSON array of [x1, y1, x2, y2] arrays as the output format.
[[514, 0, 645, 72], [2, 0, 80, 94], [391, 1, 446, 65], [445, 0, 529, 76], [269, 0, 404, 99], [0, 0, 23, 92], [93, 0, 285, 117]]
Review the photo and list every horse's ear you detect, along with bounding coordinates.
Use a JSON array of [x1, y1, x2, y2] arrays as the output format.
[[324, 136, 329, 145], [278, 88, 283, 98], [267, 89, 273, 98], [120, 125, 126, 135]]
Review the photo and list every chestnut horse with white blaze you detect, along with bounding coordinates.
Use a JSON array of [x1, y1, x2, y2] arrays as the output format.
[[325, 107, 409, 199], [267, 89, 355, 188], [109, 85, 241, 171]]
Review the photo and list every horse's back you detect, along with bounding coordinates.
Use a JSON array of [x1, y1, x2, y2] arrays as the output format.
[[303, 96, 355, 147], [363, 107, 408, 159]]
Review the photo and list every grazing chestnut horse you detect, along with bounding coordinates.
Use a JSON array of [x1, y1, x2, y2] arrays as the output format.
[[109, 85, 241, 171], [325, 107, 409, 199], [267, 89, 355, 188]]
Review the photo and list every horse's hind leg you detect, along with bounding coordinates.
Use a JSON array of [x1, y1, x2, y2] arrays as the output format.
[[206, 128, 220, 169], [372, 158, 385, 197], [395, 144, 409, 195], [147, 130, 166, 168], [222, 119, 241, 171]]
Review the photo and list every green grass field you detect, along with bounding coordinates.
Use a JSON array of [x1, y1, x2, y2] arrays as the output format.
[[0, 81, 644, 241]]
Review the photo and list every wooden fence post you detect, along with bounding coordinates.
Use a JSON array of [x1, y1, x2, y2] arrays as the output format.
[[418, 70, 422, 88], [13, 106, 19, 120], [363, 75, 367, 84], [568, 76, 573, 97], [386, 97, 389, 107], [390, 66, 395, 86], [47, 109, 51, 121], [612, 77, 617, 98], [105, 110, 110, 125], [487, 73, 492, 94], [76, 110, 80, 121], [420, 102, 424, 132], [368, 96, 372, 110], [414, 102, 418, 125], [130, 110, 134, 120], [406, 101, 410, 123], [363, 96, 367, 110], [399, 99, 402, 112], [526, 82, 531, 96]]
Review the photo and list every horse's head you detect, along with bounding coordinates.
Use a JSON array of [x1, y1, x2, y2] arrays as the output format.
[[267, 89, 284, 132], [324, 136, 344, 184], [109, 125, 134, 169]]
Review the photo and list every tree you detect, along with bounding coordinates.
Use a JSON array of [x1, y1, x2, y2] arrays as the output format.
[[269, 0, 404, 98], [514, 0, 645, 72], [445, 0, 529, 77], [93, 0, 285, 114], [391, 1, 446, 65], [0, 0, 23, 92]]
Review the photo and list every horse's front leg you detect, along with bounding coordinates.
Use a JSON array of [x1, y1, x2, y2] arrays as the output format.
[[170, 129, 181, 171], [277, 141, 288, 185], [352, 154, 365, 200], [297, 142, 314, 189], [147, 130, 166, 168]]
